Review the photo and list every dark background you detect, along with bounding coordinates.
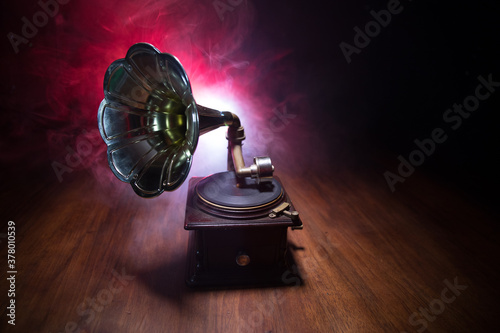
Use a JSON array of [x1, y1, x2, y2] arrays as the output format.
[[249, 0, 500, 207], [1, 0, 499, 210]]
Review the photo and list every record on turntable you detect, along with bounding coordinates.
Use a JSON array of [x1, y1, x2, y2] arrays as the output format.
[[97, 43, 303, 287], [196, 171, 283, 217]]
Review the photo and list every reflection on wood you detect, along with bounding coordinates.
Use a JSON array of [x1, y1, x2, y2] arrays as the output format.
[[1, 157, 498, 333]]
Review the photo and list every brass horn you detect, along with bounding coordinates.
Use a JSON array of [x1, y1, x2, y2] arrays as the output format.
[[98, 43, 274, 198]]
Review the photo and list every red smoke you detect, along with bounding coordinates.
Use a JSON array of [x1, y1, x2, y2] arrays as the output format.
[[2, 0, 306, 184]]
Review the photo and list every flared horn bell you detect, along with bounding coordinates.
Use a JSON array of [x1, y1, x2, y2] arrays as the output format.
[[98, 43, 234, 198]]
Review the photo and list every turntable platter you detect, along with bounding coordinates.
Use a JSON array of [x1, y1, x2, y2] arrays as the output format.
[[196, 171, 283, 211]]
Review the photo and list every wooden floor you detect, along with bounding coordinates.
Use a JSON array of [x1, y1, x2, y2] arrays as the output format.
[[1, 149, 499, 333]]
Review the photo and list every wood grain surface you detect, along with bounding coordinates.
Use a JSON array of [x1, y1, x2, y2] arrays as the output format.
[[1, 149, 498, 333]]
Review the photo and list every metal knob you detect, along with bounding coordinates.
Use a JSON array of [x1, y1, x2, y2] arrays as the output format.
[[236, 252, 251, 266]]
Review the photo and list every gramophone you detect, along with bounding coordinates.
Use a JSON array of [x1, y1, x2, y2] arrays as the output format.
[[98, 43, 303, 287]]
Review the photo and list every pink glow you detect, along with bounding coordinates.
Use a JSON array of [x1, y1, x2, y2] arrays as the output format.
[[2, 0, 305, 185]]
